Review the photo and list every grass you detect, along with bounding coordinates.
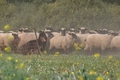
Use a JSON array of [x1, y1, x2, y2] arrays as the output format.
[[0, 51, 120, 80]]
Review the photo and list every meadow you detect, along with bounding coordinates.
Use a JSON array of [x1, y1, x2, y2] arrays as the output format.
[[1, 50, 120, 80]]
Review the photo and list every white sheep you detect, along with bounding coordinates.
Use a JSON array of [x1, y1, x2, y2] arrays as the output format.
[[49, 32, 77, 53], [0, 33, 20, 51], [75, 34, 89, 48], [18, 32, 39, 48], [84, 34, 113, 51], [110, 36, 120, 50]]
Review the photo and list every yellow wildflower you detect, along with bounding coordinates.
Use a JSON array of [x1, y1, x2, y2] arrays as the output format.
[[76, 47, 81, 51], [74, 43, 78, 47], [96, 76, 104, 80], [43, 50, 47, 54], [106, 71, 109, 75], [78, 70, 81, 73], [71, 72, 74, 75], [13, 74, 16, 77], [8, 35, 14, 40], [0, 54, 3, 57], [26, 77, 30, 80], [54, 52, 59, 56], [80, 44, 83, 48], [78, 75, 83, 80], [74, 62, 79, 65], [19, 63, 24, 68], [94, 53, 100, 58], [4, 47, 11, 53], [108, 55, 113, 59], [116, 73, 120, 78], [7, 56, 12, 61], [15, 59, 18, 63], [4, 24, 10, 31], [89, 70, 96, 75]]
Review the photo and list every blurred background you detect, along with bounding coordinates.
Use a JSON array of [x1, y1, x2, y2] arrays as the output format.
[[0, 0, 120, 31]]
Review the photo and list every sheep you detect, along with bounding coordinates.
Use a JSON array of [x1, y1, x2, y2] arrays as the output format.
[[19, 30, 47, 54], [84, 34, 113, 51], [45, 27, 67, 36], [10, 33, 21, 53], [52, 27, 67, 36], [0, 32, 20, 51], [75, 34, 89, 48], [110, 36, 120, 50], [77, 27, 88, 34], [18, 32, 39, 48], [49, 32, 77, 53], [95, 28, 108, 34]]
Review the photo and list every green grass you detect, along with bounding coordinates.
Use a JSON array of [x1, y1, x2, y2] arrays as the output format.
[[0, 52, 120, 80]]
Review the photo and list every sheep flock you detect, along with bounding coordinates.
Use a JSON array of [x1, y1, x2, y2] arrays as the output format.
[[0, 27, 120, 55]]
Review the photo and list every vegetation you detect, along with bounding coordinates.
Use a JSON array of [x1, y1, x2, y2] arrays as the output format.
[[0, 0, 120, 31], [0, 52, 120, 80]]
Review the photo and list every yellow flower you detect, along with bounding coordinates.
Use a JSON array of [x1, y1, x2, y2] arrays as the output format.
[[89, 70, 96, 75], [4, 47, 11, 53], [106, 71, 109, 75], [0, 54, 3, 57], [74, 43, 78, 47], [108, 55, 113, 59], [43, 50, 47, 54], [19, 63, 24, 68], [94, 53, 100, 58], [26, 77, 30, 80], [74, 62, 79, 65], [15, 59, 18, 63], [7, 56, 12, 61], [71, 72, 74, 75], [80, 44, 83, 48], [76, 47, 81, 51], [96, 76, 104, 80], [78, 70, 81, 73], [8, 35, 14, 40], [13, 74, 16, 77], [54, 52, 59, 56], [4, 24, 10, 31], [78, 75, 83, 80]]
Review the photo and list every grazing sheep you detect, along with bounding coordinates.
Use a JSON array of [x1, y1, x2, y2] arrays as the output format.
[[95, 29, 108, 34], [49, 32, 77, 53], [0, 33, 20, 51], [10, 33, 21, 53], [110, 36, 120, 50], [78, 27, 88, 34], [75, 34, 89, 48], [84, 34, 113, 51], [52, 28, 67, 36], [18, 32, 39, 48], [19, 30, 47, 54]]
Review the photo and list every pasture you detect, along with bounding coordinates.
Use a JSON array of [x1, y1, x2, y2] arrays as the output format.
[[0, 51, 120, 80]]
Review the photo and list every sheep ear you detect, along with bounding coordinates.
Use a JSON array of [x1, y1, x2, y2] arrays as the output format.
[[67, 32, 71, 35], [12, 33, 18, 38], [72, 33, 77, 38]]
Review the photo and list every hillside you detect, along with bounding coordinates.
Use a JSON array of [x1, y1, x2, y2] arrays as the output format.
[[0, 0, 120, 30]]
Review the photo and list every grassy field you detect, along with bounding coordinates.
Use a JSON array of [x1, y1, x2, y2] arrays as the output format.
[[0, 51, 120, 80]]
